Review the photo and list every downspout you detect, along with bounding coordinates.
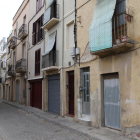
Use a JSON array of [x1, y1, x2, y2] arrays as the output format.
[[61, 0, 64, 117], [74, 0, 77, 62]]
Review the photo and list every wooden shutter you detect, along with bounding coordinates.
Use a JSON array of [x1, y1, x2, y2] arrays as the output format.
[[35, 49, 41, 75], [32, 22, 36, 45], [40, 15, 44, 39], [36, 0, 38, 12]]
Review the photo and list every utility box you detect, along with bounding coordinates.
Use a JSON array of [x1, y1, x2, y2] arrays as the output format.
[[70, 47, 76, 57]]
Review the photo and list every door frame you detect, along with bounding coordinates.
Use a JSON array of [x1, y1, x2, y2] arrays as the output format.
[[101, 73, 121, 130]]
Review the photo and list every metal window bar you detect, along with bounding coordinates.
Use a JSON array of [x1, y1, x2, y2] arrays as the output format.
[[18, 24, 27, 36], [43, 4, 59, 25], [10, 37, 17, 46], [112, 13, 133, 45], [42, 50, 59, 69], [16, 59, 26, 70]]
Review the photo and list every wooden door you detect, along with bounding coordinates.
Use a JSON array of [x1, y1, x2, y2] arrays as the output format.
[[69, 74, 74, 115], [30, 81, 42, 110]]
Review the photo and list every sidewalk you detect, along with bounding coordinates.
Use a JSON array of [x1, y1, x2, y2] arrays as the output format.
[[1, 100, 133, 140]]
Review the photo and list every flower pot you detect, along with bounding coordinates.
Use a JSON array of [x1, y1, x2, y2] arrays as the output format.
[[125, 15, 131, 22]]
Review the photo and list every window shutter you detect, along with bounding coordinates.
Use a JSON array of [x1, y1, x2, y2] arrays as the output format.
[[32, 22, 36, 45], [40, 15, 44, 39], [36, 0, 38, 12], [35, 49, 41, 75]]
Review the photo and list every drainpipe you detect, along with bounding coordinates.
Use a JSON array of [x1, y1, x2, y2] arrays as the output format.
[[61, 0, 64, 117], [74, 0, 77, 64]]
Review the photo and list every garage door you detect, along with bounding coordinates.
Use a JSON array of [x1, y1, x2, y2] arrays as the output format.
[[48, 74, 60, 114]]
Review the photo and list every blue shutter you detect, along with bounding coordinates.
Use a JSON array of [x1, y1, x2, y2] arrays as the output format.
[[89, 0, 116, 52]]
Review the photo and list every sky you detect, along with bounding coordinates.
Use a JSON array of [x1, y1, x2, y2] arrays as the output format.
[[0, 0, 24, 41]]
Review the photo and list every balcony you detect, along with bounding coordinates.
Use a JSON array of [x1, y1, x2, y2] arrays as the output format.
[[15, 59, 26, 73], [1, 61, 6, 70], [2, 77, 5, 84], [91, 13, 134, 57], [42, 50, 59, 72], [9, 37, 17, 49], [42, 4, 59, 30], [7, 65, 15, 76], [18, 24, 27, 39]]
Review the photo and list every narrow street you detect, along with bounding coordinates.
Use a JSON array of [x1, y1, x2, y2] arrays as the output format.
[[0, 101, 90, 140]]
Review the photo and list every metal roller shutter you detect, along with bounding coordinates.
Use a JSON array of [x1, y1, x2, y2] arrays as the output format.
[[48, 74, 60, 114]]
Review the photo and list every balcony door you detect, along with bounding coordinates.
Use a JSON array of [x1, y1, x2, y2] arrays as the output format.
[[23, 44, 26, 68], [23, 16, 26, 33]]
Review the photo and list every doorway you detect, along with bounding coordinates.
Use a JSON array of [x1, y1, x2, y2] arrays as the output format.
[[102, 73, 121, 130], [68, 71, 74, 116], [81, 68, 90, 115], [16, 80, 20, 103]]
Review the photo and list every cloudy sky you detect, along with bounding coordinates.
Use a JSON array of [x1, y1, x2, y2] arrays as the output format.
[[0, 0, 23, 41]]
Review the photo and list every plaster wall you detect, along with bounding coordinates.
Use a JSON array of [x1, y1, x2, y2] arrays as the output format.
[[62, 0, 140, 137]]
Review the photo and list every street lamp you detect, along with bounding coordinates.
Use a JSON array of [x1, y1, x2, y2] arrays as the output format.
[[13, 36, 30, 47]]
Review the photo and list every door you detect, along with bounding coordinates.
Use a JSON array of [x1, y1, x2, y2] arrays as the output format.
[[82, 72, 90, 115], [7, 85, 9, 100], [16, 81, 20, 103], [104, 74, 121, 130], [69, 74, 74, 115], [48, 75, 60, 114], [30, 81, 42, 109]]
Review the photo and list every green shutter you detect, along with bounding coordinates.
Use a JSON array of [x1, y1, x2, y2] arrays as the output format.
[[89, 0, 116, 52]]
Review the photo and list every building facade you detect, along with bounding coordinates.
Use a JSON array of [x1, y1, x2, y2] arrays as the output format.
[[61, 0, 140, 137], [2, 0, 140, 138], [6, 0, 30, 105]]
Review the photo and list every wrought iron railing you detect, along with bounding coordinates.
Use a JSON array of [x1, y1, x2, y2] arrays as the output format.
[[43, 4, 59, 25], [16, 59, 26, 70], [112, 13, 133, 45], [2, 76, 5, 84], [18, 24, 27, 37], [7, 65, 15, 74], [10, 37, 17, 47], [42, 50, 59, 69], [1, 61, 6, 68]]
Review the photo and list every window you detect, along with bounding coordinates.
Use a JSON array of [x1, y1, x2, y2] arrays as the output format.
[[112, 0, 126, 44], [35, 49, 41, 75], [8, 46, 10, 54], [66, 21, 74, 50], [32, 15, 44, 45], [36, 0, 42, 12]]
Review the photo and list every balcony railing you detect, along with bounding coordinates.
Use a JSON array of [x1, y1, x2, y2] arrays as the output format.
[[16, 59, 26, 73], [91, 13, 134, 57], [42, 50, 59, 70], [1, 61, 6, 70], [18, 24, 27, 39], [43, 4, 59, 30], [2, 76, 5, 84], [10, 37, 17, 49], [7, 65, 15, 76]]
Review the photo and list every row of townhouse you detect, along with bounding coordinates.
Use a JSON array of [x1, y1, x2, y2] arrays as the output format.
[[1, 0, 140, 138]]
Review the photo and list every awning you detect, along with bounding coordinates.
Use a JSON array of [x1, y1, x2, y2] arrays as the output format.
[[42, 32, 56, 56], [89, 0, 116, 52], [47, 0, 55, 9]]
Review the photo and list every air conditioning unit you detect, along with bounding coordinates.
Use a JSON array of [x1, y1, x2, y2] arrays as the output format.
[[70, 47, 76, 57]]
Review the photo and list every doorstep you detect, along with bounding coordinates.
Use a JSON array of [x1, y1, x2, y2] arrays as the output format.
[[1, 99, 132, 140], [79, 118, 91, 126]]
